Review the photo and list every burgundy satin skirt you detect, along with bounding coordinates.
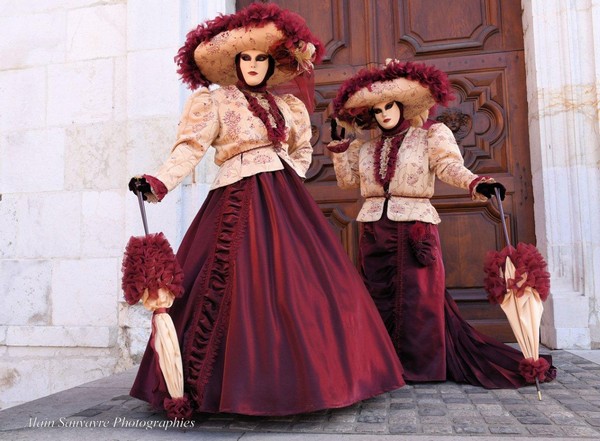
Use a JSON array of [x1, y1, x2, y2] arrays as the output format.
[[360, 216, 446, 382], [130, 167, 405, 415], [359, 214, 555, 388]]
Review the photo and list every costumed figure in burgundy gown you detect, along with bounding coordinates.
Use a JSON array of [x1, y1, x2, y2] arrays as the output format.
[[128, 4, 405, 417], [327, 59, 556, 388]]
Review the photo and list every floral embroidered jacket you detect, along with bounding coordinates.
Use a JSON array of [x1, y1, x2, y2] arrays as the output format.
[[329, 122, 493, 224], [153, 85, 313, 193]]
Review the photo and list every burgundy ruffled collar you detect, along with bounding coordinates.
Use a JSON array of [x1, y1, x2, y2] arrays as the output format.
[[374, 119, 410, 188], [237, 82, 286, 149]]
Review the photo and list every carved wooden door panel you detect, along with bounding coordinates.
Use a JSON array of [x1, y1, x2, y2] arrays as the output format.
[[237, 0, 530, 341]]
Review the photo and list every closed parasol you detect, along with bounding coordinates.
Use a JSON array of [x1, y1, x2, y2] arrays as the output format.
[[121, 183, 191, 419], [483, 188, 552, 400]]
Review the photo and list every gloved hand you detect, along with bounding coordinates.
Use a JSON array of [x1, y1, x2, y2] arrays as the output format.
[[476, 182, 506, 200], [128, 176, 152, 200], [330, 119, 346, 141]]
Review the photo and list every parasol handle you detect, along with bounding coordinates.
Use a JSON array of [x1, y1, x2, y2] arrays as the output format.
[[136, 188, 150, 236], [494, 187, 511, 248]]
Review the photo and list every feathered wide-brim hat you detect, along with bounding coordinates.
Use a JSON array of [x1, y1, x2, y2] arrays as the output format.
[[332, 60, 453, 130], [175, 3, 324, 89]]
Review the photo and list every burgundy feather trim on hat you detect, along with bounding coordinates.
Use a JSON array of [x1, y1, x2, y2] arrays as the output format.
[[175, 3, 324, 89], [333, 61, 453, 128]]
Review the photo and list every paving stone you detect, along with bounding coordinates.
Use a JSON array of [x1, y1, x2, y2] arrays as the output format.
[[463, 387, 490, 395], [550, 415, 587, 425], [438, 384, 463, 393], [483, 415, 519, 424], [447, 409, 479, 418], [510, 408, 543, 417], [388, 413, 417, 425], [488, 425, 526, 434], [390, 402, 416, 410], [526, 424, 567, 436], [476, 403, 504, 412], [517, 416, 552, 424], [586, 417, 600, 427], [418, 407, 446, 416], [109, 395, 132, 402], [420, 415, 451, 425], [442, 396, 470, 404], [422, 424, 453, 434], [322, 422, 356, 433], [328, 413, 357, 423], [471, 396, 501, 404], [290, 421, 325, 432], [388, 423, 418, 434], [357, 409, 386, 423], [451, 416, 482, 425], [389, 389, 413, 398], [562, 425, 600, 437], [565, 402, 600, 412], [499, 398, 528, 404], [353, 423, 387, 433], [453, 423, 487, 434]]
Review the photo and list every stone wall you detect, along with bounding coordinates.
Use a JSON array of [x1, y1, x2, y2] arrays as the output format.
[[0, 0, 232, 409], [522, 0, 600, 349]]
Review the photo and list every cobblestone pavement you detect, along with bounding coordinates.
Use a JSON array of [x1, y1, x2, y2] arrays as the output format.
[[2, 350, 600, 440]]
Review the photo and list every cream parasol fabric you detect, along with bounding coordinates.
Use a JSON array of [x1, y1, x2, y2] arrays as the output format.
[[141, 288, 184, 401], [500, 258, 544, 372]]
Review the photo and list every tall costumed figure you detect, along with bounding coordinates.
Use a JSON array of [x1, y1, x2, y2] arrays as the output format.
[[128, 3, 405, 418]]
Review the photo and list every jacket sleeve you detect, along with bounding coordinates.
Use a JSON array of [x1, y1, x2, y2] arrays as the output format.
[[427, 122, 480, 192], [281, 94, 313, 176], [154, 88, 219, 193], [330, 139, 363, 190]]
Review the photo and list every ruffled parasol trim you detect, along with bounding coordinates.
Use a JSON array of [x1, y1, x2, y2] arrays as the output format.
[[164, 395, 193, 421], [121, 233, 184, 305], [483, 243, 551, 304], [519, 357, 552, 383]]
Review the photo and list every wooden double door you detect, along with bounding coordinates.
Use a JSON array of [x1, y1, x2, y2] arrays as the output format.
[[238, 0, 534, 341]]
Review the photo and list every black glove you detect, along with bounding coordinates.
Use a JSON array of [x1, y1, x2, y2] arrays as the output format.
[[128, 176, 152, 200], [476, 182, 506, 200], [330, 119, 346, 141]]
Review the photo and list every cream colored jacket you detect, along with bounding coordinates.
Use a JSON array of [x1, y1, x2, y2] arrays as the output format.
[[153, 85, 313, 192], [330, 122, 491, 224]]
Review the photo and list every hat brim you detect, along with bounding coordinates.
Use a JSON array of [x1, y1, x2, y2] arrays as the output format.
[[344, 77, 436, 122], [194, 23, 300, 87], [332, 61, 453, 129]]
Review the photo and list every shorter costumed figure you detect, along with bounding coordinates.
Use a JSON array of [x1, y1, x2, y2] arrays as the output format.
[[327, 59, 556, 388]]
